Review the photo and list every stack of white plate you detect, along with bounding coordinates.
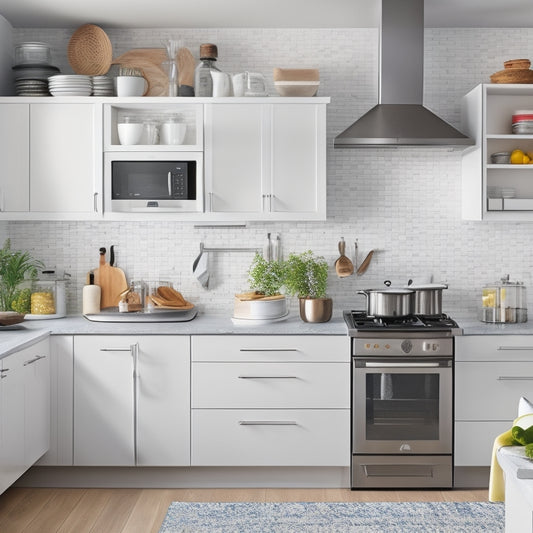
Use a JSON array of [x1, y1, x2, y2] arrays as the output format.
[[48, 74, 92, 96], [91, 75, 113, 96]]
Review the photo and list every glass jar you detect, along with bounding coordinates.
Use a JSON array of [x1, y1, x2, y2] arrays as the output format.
[[194, 43, 220, 97], [481, 276, 527, 323], [30, 281, 56, 315]]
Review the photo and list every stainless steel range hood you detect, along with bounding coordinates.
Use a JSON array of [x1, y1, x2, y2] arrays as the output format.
[[334, 0, 473, 148]]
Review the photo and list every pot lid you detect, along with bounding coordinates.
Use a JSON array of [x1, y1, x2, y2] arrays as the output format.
[[360, 288, 414, 295], [404, 282, 448, 290]]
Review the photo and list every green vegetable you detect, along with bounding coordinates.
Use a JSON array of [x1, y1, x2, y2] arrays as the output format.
[[512, 424, 533, 446], [526, 443, 533, 459], [247, 253, 285, 296], [11, 288, 31, 314]]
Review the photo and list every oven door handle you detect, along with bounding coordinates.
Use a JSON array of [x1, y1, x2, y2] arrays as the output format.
[[360, 360, 449, 368]]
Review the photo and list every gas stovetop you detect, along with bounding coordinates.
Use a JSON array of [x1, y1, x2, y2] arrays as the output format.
[[343, 310, 463, 338]]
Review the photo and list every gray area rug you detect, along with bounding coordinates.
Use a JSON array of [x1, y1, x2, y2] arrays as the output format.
[[159, 501, 504, 533]]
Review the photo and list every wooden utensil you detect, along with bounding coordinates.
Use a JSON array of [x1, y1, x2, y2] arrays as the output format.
[[177, 47, 195, 94], [356, 250, 375, 276], [92, 247, 129, 309], [335, 238, 354, 278]]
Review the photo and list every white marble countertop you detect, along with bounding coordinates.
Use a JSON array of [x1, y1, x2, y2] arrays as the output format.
[[498, 447, 533, 501], [4, 310, 533, 360]]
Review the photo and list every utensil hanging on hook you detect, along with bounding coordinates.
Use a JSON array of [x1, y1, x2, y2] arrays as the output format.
[[335, 237, 354, 278]]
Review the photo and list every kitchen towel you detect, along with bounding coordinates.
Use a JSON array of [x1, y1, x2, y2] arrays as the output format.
[[194, 250, 209, 288]]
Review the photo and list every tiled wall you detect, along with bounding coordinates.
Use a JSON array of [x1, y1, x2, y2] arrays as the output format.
[[6, 26, 533, 318]]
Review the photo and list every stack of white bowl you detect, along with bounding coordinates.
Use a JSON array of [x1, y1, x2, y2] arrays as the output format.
[[91, 75, 114, 96]]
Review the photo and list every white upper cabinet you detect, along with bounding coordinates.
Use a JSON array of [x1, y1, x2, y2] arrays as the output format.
[[30, 103, 102, 217], [462, 83, 533, 221], [0, 104, 29, 212], [204, 99, 328, 221]]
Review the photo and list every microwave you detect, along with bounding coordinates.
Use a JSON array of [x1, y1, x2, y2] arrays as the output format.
[[104, 152, 204, 213]]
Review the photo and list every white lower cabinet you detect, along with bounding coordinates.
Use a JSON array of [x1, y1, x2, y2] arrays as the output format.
[[0, 338, 50, 495], [73, 335, 190, 466], [455, 335, 533, 466], [191, 335, 350, 467]]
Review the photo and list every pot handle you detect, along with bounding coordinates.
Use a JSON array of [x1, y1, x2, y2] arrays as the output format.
[[384, 280, 392, 287], [357, 290, 368, 297], [407, 279, 413, 286]]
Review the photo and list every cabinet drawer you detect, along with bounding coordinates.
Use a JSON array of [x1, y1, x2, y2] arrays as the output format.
[[191, 409, 349, 466], [455, 421, 510, 466], [456, 335, 533, 361], [192, 362, 349, 408], [455, 361, 533, 419], [192, 335, 349, 362]]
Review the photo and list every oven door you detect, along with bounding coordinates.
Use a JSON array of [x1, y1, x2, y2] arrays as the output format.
[[352, 357, 452, 454]]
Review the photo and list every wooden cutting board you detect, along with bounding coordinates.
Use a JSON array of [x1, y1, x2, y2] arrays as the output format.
[[92, 247, 128, 309], [112, 48, 168, 96]]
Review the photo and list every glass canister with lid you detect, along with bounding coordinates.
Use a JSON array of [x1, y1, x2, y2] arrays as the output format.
[[26, 268, 70, 319], [481, 275, 527, 323]]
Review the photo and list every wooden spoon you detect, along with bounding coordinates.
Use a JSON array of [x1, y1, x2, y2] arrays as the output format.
[[356, 250, 374, 276], [335, 238, 354, 278]]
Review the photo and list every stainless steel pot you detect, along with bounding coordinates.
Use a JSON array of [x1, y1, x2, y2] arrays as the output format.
[[358, 281, 415, 317], [405, 281, 448, 315]]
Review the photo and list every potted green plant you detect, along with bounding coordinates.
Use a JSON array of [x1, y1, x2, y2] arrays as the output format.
[[0, 239, 43, 313], [284, 250, 332, 322], [234, 253, 287, 320]]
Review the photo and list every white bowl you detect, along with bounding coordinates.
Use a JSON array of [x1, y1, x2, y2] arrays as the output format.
[[233, 297, 287, 319], [274, 81, 320, 97], [117, 123, 144, 145]]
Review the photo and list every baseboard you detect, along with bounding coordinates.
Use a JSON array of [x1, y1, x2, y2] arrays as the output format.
[[16, 466, 351, 489], [453, 466, 490, 488]]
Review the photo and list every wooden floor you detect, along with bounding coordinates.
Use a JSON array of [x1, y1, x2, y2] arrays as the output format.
[[0, 487, 488, 533]]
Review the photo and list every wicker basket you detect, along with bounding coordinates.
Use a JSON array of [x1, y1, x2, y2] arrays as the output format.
[[490, 68, 533, 84], [68, 24, 112, 76], [504, 58, 531, 70]]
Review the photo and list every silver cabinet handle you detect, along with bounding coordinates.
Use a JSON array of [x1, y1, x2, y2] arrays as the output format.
[[498, 346, 533, 351], [238, 375, 298, 379], [93, 192, 98, 213], [0, 368, 9, 373], [238, 421, 298, 426], [239, 349, 299, 352], [24, 355, 47, 366], [498, 376, 533, 381], [100, 348, 132, 352], [167, 171, 172, 196]]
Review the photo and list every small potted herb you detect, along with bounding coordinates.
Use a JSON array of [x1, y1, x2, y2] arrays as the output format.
[[0, 239, 43, 313], [234, 253, 287, 320], [284, 250, 332, 322]]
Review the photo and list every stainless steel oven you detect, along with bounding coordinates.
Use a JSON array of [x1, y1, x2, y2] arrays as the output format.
[[344, 311, 461, 489]]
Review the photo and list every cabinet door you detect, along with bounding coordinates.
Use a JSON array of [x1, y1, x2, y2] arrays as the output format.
[[0, 351, 25, 495], [136, 336, 190, 466], [22, 339, 50, 468], [205, 103, 264, 213], [37, 336, 73, 466], [270, 104, 326, 217], [0, 104, 29, 212], [30, 103, 101, 216], [73, 336, 135, 466]]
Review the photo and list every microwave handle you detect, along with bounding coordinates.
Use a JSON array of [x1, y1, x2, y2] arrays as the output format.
[[168, 172, 172, 196]]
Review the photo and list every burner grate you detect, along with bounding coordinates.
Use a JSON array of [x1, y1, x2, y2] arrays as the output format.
[[345, 310, 460, 332]]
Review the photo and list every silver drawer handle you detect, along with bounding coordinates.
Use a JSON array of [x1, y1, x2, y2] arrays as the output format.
[[498, 346, 533, 351], [238, 375, 298, 379], [239, 349, 299, 352], [0, 368, 9, 373], [498, 376, 533, 381], [23, 355, 47, 366], [238, 421, 298, 426], [100, 348, 132, 352]]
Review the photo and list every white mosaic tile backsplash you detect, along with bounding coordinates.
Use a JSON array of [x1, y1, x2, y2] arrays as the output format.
[[5, 26, 533, 318]]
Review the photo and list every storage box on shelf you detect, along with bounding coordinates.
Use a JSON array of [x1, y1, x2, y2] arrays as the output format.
[[462, 83, 533, 221]]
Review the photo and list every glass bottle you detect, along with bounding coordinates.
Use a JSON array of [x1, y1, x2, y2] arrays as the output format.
[[194, 43, 220, 97]]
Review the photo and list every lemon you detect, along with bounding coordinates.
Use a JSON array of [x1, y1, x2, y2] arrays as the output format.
[[511, 149, 525, 164], [525, 154, 531, 164]]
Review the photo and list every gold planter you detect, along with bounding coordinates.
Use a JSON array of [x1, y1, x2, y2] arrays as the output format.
[[298, 297, 333, 323]]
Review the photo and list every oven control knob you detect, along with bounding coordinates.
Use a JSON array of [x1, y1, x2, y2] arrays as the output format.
[[423, 342, 431, 351], [401, 340, 413, 353], [433, 343, 439, 351], [399, 443, 411, 452]]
